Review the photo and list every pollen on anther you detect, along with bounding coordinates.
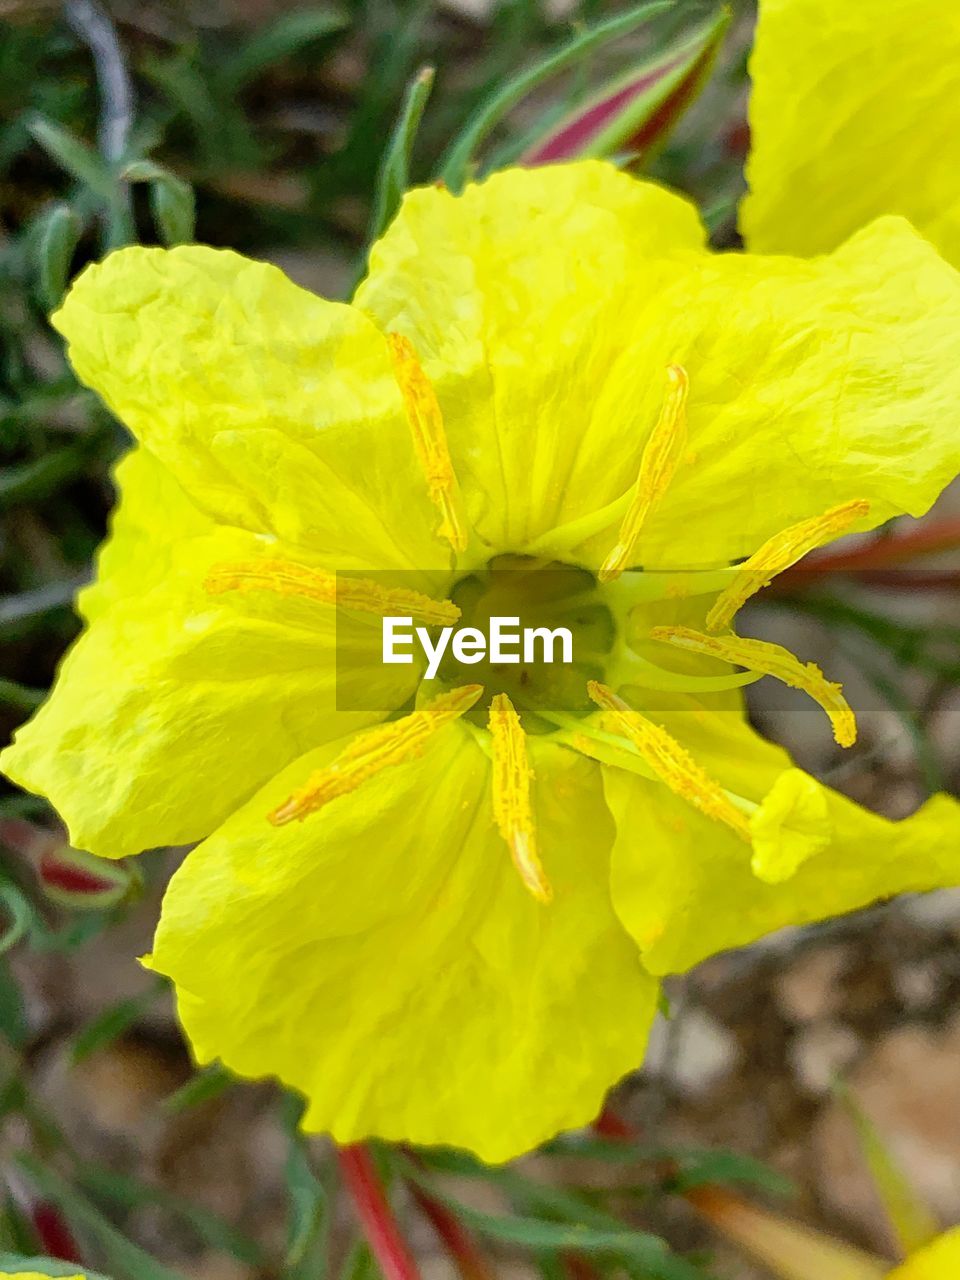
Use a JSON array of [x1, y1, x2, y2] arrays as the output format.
[[600, 363, 689, 583], [204, 559, 460, 626], [269, 684, 482, 825], [587, 680, 751, 842], [706, 499, 870, 632], [387, 332, 469, 555], [488, 693, 552, 903]]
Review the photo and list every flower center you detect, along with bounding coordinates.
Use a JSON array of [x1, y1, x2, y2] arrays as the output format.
[[433, 554, 616, 733]]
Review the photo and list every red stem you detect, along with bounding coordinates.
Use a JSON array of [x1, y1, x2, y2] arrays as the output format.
[[338, 1144, 421, 1280], [773, 516, 960, 590], [408, 1183, 496, 1280]]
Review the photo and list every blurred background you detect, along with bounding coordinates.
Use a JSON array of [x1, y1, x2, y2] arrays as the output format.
[[0, 2, 959, 1278]]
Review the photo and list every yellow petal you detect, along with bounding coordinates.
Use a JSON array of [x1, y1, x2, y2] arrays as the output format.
[[890, 1229, 960, 1279], [357, 161, 706, 550], [742, 0, 960, 265], [573, 217, 960, 568], [1, 449, 413, 858], [603, 698, 960, 975], [749, 769, 831, 884], [51, 244, 444, 572], [148, 729, 658, 1163]]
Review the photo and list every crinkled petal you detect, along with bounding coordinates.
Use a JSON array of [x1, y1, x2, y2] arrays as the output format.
[[52, 244, 443, 571], [1, 449, 412, 857], [360, 164, 960, 567], [604, 698, 960, 974], [356, 161, 706, 550], [576, 216, 960, 567], [148, 727, 658, 1162], [742, 0, 960, 264]]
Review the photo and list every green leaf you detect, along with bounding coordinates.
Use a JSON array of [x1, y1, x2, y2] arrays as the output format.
[[367, 66, 434, 248], [405, 1164, 707, 1280], [338, 1242, 378, 1280], [77, 1167, 265, 1266], [279, 1093, 329, 1278], [0, 885, 35, 956], [438, 0, 672, 189], [225, 8, 349, 89], [834, 1081, 940, 1257], [162, 1061, 234, 1112], [15, 1156, 189, 1280], [123, 161, 196, 245], [28, 117, 114, 199], [0, 679, 46, 715], [0, 958, 28, 1049], [70, 982, 165, 1065], [35, 204, 83, 310]]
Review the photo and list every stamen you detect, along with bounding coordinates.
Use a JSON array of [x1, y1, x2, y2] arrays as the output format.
[[599, 364, 689, 583], [651, 625, 857, 747], [269, 684, 482, 825], [387, 332, 469, 555], [204, 559, 460, 626], [586, 681, 751, 841], [705, 499, 870, 632], [488, 693, 552, 903]]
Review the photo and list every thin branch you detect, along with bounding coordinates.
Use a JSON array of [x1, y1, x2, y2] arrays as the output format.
[[337, 1144, 421, 1280]]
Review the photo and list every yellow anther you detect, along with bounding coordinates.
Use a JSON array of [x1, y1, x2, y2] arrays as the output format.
[[599, 364, 689, 583], [705, 499, 870, 632], [488, 693, 552, 903], [586, 681, 751, 842], [204, 559, 460, 626], [269, 684, 483, 825], [387, 332, 468, 555], [651, 625, 857, 748]]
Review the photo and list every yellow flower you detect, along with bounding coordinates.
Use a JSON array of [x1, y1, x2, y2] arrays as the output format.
[[5, 161, 960, 1160], [889, 1228, 960, 1278], [741, 0, 960, 263], [0, 1273, 85, 1280]]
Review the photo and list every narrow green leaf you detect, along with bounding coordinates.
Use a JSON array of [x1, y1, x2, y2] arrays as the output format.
[[338, 1241, 378, 1280], [0, 886, 35, 956], [0, 958, 28, 1049], [0, 679, 46, 715], [438, 0, 672, 189], [122, 161, 195, 245], [367, 66, 434, 247], [835, 1082, 940, 1257], [77, 1167, 265, 1266], [162, 1061, 234, 1112], [29, 117, 114, 199], [405, 1165, 705, 1280], [0, 443, 96, 509], [70, 982, 164, 1065], [225, 8, 348, 88], [36, 204, 83, 310], [15, 1156, 189, 1280]]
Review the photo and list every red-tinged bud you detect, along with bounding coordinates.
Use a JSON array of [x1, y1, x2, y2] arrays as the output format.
[[522, 10, 730, 167], [0, 818, 140, 909], [32, 1199, 82, 1262], [686, 1185, 887, 1280]]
